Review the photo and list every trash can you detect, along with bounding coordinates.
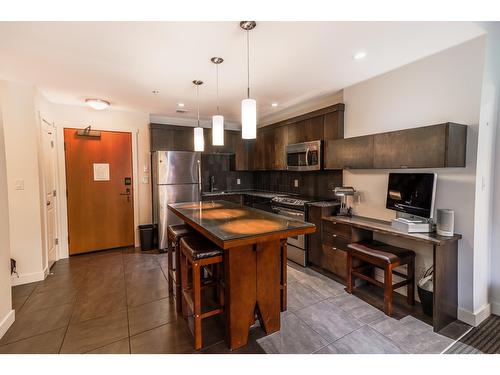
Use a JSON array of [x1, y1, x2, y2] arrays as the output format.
[[138, 224, 155, 251], [417, 266, 433, 317]]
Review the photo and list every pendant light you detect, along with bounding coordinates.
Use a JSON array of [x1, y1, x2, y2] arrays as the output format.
[[193, 80, 204, 152], [240, 21, 257, 139], [211, 57, 224, 146]]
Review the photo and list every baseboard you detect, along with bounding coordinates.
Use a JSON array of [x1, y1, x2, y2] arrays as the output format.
[[491, 301, 500, 316], [0, 310, 15, 339], [458, 303, 491, 326], [11, 270, 45, 286]]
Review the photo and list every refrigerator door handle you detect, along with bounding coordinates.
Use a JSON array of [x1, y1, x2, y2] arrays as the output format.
[[197, 159, 202, 195]]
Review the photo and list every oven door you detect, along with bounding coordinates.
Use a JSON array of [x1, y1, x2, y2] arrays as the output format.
[[272, 206, 305, 249], [286, 141, 321, 171]]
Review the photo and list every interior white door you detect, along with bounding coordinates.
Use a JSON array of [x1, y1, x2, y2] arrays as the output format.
[[41, 119, 58, 268]]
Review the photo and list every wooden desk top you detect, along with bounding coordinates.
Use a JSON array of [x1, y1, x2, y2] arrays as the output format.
[[323, 215, 462, 246], [168, 200, 316, 249]]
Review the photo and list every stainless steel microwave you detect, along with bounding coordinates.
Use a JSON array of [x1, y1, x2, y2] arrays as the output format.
[[286, 140, 322, 171]]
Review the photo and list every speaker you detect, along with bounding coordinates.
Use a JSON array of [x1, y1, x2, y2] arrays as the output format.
[[436, 209, 454, 236]]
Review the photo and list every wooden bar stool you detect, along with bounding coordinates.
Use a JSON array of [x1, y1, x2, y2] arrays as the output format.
[[167, 224, 195, 313], [179, 235, 224, 350], [346, 240, 415, 316]]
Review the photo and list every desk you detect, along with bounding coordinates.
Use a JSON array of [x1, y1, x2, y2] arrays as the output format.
[[322, 215, 461, 332]]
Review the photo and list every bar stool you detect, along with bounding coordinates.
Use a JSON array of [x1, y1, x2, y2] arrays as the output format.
[[167, 224, 195, 313], [346, 240, 415, 316], [179, 235, 224, 350]]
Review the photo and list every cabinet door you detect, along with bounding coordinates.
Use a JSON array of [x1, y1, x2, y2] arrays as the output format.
[[373, 125, 446, 168], [304, 116, 324, 142], [272, 126, 288, 170], [323, 111, 344, 140], [287, 120, 306, 144], [306, 205, 323, 267], [252, 130, 265, 170], [325, 136, 374, 169]]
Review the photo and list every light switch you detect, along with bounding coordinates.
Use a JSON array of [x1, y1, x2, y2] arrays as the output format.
[[143, 165, 149, 173], [142, 176, 149, 184], [14, 179, 24, 190], [294, 179, 299, 188], [236, 178, 241, 185]]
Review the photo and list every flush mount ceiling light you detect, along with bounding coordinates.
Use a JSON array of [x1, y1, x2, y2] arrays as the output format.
[[240, 21, 257, 140], [177, 102, 185, 107], [85, 98, 110, 110], [211, 57, 225, 146], [353, 51, 367, 60], [271, 102, 278, 107], [192, 80, 204, 152]]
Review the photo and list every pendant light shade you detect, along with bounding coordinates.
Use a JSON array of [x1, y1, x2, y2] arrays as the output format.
[[192, 80, 204, 152], [241, 99, 257, 139], [240, 21, 257, 140], [194, 126, 204, 152], [212, 115, 224, 146], [211, 57, 225, 146]]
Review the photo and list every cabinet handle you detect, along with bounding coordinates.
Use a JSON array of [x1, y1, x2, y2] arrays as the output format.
[[332, 234, 337, 238], [332, 247, 337, 251]]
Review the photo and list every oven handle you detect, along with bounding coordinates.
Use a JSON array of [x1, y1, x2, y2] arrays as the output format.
[[272, 206, 305, 219], [305, 148, 310, 166]]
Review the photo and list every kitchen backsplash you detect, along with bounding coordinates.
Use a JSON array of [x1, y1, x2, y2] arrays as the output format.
[[201, 153, 254, 192], [253, 170, 343, 199]]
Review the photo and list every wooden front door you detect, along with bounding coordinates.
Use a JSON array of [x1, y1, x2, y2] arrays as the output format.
[[64, 129, 134, 255]]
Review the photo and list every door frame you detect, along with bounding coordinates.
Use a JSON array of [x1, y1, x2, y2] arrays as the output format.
[[56, 125, 140, 259]]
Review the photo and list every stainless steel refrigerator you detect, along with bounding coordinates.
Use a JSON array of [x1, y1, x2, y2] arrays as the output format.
[[152, 151, 201, 250]]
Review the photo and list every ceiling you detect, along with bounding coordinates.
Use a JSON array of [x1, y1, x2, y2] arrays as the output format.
[[0, 22, 485, 126]]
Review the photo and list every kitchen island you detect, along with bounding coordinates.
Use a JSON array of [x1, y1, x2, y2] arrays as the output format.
[[168, 200, 316, 350]]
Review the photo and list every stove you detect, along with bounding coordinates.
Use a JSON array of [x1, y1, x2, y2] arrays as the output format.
[[270, 195, 329, 267]]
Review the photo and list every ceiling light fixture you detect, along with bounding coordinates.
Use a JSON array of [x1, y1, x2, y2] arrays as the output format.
[[211, 57, 225, 146], [353, 51, 367, 60], [192, 80, 204, 152], [271, 102, 278, 108], [85, 98, 110, 110], [177, 102, 185, 107], [240, 21, 257, 140]]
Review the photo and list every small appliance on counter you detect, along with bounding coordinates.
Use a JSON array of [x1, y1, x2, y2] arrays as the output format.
[[436, 209, 455, 236], [334, 186, 355, 216]]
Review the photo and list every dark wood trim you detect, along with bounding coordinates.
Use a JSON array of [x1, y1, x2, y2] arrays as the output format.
[[433, 241, 458, 331], [258, 103, 345, 131]]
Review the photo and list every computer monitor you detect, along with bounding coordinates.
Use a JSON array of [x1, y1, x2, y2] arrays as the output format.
[[386, 173, 437, 219]]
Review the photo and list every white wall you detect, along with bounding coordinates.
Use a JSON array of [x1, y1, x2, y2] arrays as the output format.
[[0, 104, 15, 338], [0, 81, 45, 286], [342, 37, 485, 324], [481, 23, 500, 317], [50, 103, 151, 258]]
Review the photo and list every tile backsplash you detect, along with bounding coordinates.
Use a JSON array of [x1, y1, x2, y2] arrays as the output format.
[[201, 153, 253, 192]]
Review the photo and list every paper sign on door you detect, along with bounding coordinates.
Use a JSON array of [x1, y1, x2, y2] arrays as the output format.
[[93, 163, 110, 181]]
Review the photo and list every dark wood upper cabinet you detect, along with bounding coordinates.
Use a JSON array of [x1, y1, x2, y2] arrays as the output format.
[[325, 135, 374, 169], [325, 122, 467, 170], [323, 111, 344, 140], [373, 123, 467, 168], [272, 125, 288, 170]]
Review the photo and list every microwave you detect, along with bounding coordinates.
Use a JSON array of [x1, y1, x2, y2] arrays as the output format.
[[286, 140, 322, 171]]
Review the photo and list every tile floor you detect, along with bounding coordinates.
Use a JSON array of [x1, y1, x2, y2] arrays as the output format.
[[0, 248, 463, 354]]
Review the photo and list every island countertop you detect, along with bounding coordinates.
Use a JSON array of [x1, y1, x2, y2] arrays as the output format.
[[168, 200, 316, 249]]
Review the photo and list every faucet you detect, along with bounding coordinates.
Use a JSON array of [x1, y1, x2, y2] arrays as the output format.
[[209, 175, 215, 192]]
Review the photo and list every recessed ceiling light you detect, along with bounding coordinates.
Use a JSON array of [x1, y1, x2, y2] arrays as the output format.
[[353, 51, 367, 60], [85, 98, 110, 110], [271, 103, 278, 107], [152, 90, 159, 94], [177, 103, 185, 107]]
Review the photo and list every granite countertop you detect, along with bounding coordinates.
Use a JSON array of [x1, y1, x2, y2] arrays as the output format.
[[201, 190, 289, 199], [307, 201, 339, 208], [168, 200, 315, 247]]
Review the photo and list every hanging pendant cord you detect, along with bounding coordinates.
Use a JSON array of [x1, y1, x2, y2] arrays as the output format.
[[216, 64, 220, 114], [196, 84, 200, 127], [246, 29, 250, 99]]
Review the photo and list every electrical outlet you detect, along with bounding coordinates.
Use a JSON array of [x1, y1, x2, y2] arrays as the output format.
[[236, 178, 241, 185], [293, 179, 299, 188], [142, 176, 149, 184], [143, 165, 149, 173]]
